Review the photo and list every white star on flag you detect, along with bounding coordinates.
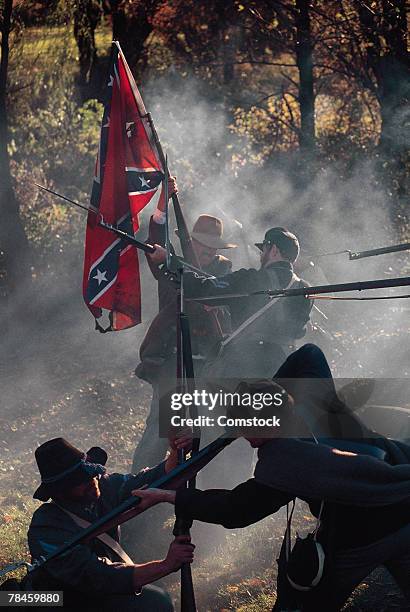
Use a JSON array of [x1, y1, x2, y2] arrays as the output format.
[[93, 269, 108, 285], [139, 175, 150, 188], [103, 117, 110, 128], [107, 75, 114, 87]]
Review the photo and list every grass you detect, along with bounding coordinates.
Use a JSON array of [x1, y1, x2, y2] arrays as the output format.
[[15, 18, 112, 63], [0, 493, 36, 584], [1, 335, 409, 608]]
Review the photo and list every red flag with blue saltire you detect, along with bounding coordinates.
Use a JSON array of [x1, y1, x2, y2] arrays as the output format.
[[83, 42, 164, 331]]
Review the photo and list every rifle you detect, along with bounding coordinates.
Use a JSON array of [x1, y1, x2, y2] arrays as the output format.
[[189, 275, 410, 302], [35, 184, 208, 277], [313, 241, 410, 261], [171, 261, 201, 611], [349, 242, 410, 260], [0, 433, 235, 580]]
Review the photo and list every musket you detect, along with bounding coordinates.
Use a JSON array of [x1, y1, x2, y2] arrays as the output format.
[[171, 259, 201, 611], [189, 275, 410, 302], [143, 116, 224, 344], [164, 154, 171, 270], [313, 242, 410, 261], [348, 242, 410, 260], [0, 433, 235, 580], [35, 184, 209, 276]]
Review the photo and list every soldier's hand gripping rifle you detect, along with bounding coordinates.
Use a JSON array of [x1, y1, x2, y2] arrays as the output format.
[[0, 433, 235, 581]]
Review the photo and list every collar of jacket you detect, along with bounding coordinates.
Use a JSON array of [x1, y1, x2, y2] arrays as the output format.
[[205, 254, 232, 275], [264, 260, 293, 272]]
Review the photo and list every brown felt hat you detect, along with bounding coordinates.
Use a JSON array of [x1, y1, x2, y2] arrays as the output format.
[[176, 215, 237, 249]]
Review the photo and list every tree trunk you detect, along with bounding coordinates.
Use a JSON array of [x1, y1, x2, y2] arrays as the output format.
[[294, 0, 315, 152], [357, 0, 409, 225], [73, 0, 101, 100], [357, 0, 409, 157], [108, 0, 160, 77], [377, 0, 408, 158], [0, 0, 30, 294]]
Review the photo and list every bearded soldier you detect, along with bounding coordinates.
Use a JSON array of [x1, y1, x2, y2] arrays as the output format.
[[27, 434, 194, 611]]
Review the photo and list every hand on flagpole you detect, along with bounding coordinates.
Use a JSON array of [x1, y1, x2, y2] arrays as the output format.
[[158, 176, 178, 212]]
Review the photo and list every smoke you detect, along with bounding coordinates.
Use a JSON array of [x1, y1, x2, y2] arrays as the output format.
[[140, 72, 409, 380], [0, 58, 409, 603], [1, 70, 408, 475]]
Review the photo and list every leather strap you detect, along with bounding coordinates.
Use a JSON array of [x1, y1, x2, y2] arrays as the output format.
[[221, 272, 299, 350], [53, 503, 134, 565]]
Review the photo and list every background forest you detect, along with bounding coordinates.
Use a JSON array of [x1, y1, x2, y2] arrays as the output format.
[[1, 0, 408, 293], [0, 1, 409, 610]]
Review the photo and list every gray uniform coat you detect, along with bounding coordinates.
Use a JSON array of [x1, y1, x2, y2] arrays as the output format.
[[27, 463, 166, 605]]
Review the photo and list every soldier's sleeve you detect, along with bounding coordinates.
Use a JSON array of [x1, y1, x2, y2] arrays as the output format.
[[146, 214, 179, 281], [175, 266, 263, 306], [286, 280, 314, 339], [106, 461, 167, 504], [28, 511, 135, 594], [148, 214, 166, 246], [174, 479, 292, 528]]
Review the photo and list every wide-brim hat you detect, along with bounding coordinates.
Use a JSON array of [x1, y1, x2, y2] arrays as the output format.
[[175, 214, 237, 250], [33, 438, 107, 502], [255, 227, 300, 262]]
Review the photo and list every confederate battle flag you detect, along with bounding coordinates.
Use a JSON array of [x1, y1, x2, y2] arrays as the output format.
[[83, 42, 164, 331]]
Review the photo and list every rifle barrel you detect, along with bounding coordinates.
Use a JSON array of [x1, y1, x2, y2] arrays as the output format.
[[349, 243, 410, 260], [98, 220, 155, 253], [189, 276, 410, 302], [35, 183, 212, 272]]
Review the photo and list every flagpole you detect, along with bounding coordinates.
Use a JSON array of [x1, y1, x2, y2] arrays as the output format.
[[164, 154, 171, 270], [112, 41, 199, 611]]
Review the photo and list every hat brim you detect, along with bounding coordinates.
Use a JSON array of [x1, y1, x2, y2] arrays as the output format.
[[33, 462, 106, 502], [175, 229, 237, 249], [255, 242, 264, 252]]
